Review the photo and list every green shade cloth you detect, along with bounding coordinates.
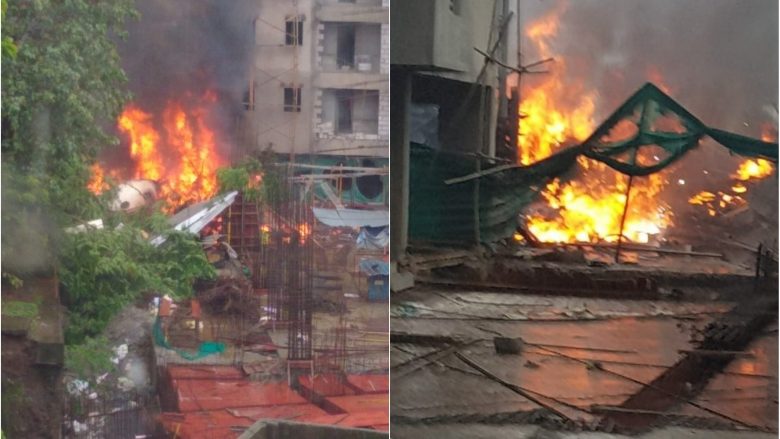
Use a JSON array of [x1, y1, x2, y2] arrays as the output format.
[[409, 82, 778, 245], [152, 316, 225, 361]]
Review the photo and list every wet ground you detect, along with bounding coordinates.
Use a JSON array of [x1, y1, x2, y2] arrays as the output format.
[[391, 286, 777, 437]]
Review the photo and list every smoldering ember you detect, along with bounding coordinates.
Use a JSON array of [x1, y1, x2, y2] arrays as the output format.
[[390, 1, 778, 439], [2, 1, 389, 438]]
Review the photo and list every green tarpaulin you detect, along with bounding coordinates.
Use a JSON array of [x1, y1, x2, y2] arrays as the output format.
[[152, 316, 225, 361], [409, 83, 778, 245]]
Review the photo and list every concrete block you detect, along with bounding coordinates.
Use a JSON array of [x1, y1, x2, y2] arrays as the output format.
[[390, 270, 414, 292]]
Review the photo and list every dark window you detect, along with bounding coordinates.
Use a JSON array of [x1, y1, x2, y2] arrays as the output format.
[[335, 89, 353, 133], [285, 17, 303, 46], [356, 159, 383, 199], [284, 87, 301, 112], [336, 24, 356, 68]]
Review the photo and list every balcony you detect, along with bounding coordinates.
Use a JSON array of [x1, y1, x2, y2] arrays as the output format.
[[316, 0, 387, 23]]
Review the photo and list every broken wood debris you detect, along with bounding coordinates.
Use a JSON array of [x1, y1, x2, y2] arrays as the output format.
[[677, 349, 755, 358], [550, 242, 724, 258]]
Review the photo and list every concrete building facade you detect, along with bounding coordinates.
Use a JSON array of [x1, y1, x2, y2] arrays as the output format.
[[246, 0, 389, 158]]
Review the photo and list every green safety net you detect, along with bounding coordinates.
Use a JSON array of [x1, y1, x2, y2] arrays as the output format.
[[152, 316, 225, 361], [409, 82, 778, 245], [274, 153, 388, 205]]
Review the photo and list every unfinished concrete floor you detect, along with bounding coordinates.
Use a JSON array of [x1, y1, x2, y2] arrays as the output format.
[[390, 286, 777, 438]]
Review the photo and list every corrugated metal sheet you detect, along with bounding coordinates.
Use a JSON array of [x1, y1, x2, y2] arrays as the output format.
[[346, 375, 389, 394], [298, 374, 355, 398], [174, 380, 307, 412], [159, 405, 389, 438], [159, 367, 389, 436], [305, 411, 390, 430], [160, 403, 332, 439], [226, 404, 331, 420], [323, 394, 388, 415], [167, 365, 245, 381], [160, 410, 252, 439]]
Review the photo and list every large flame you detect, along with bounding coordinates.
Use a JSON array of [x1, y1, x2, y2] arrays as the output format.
[[92, 93, 225, 211], [517, 5, 670, 244]]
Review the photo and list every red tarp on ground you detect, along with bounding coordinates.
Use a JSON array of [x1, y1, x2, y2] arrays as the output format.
[[161, 411, 250, 439], [298, 374, 355, 398], [159, 404, 388, 439], [173, 379, 307, 412], [346, 374, 389, 394], [305, 410, 390, 430], [167, 365, 245, 381], [323, 394, 389, 415]]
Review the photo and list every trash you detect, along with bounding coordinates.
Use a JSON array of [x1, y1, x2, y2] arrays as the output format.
[[96, 373, 109, 384], [524, 360, 540, 369], [344, 293, 359, 298], [394, 303, 418, 318], [117, 376, 135, 391], [494, 337, 524, 354], [66, 379, 89, 395], [65, 219, 104, 234], [585, 361, 603, 371], [112, 344, 128, 363], [73, 420, 88, 434], [88, 392, 98, 400]]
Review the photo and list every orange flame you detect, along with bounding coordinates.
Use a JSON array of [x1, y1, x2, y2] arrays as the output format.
[[109, 94, 224, 211], [87, 164, 108, 194], [87, 163, 121, 195], [119, 105, 164, 182], [734, 159, 774, 182], [518, 6, 670, 244], [297, 223, 311, 244], [688, 121, 775, 216]]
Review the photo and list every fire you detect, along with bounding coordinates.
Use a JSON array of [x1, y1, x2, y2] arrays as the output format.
[[119, 105, 164, 181], [87, 163, 121, 195], [99, 92, 225, 211], [517, 5, 670, 244], [87, 164, 108, 194], [687, 123, 775, 216], [688, 190, 747, 216], [734, 159, 774, 181], [517, 3, 595, 165], [297, 223, 311, 243]]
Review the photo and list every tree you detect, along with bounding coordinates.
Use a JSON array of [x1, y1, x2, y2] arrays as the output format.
[[1, 0, 137, 273]]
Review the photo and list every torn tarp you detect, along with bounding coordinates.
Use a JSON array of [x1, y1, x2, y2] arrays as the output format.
[[150, 191, 238, 246], [357, 226, 389, 250], [359, 259, 389, 277], [312, 206, 388, 228]]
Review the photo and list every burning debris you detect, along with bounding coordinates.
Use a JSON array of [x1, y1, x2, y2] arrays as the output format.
[[511, 2, 778, 250], [90, 94, 225, 212]]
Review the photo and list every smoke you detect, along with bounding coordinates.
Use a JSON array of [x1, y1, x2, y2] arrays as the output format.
[[118, 0, 256, 156], [520, 0, 778, 129]]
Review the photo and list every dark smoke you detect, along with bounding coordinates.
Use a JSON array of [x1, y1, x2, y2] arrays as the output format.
[[118, 0, 256, 156], [520, 0, 778, 130]]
